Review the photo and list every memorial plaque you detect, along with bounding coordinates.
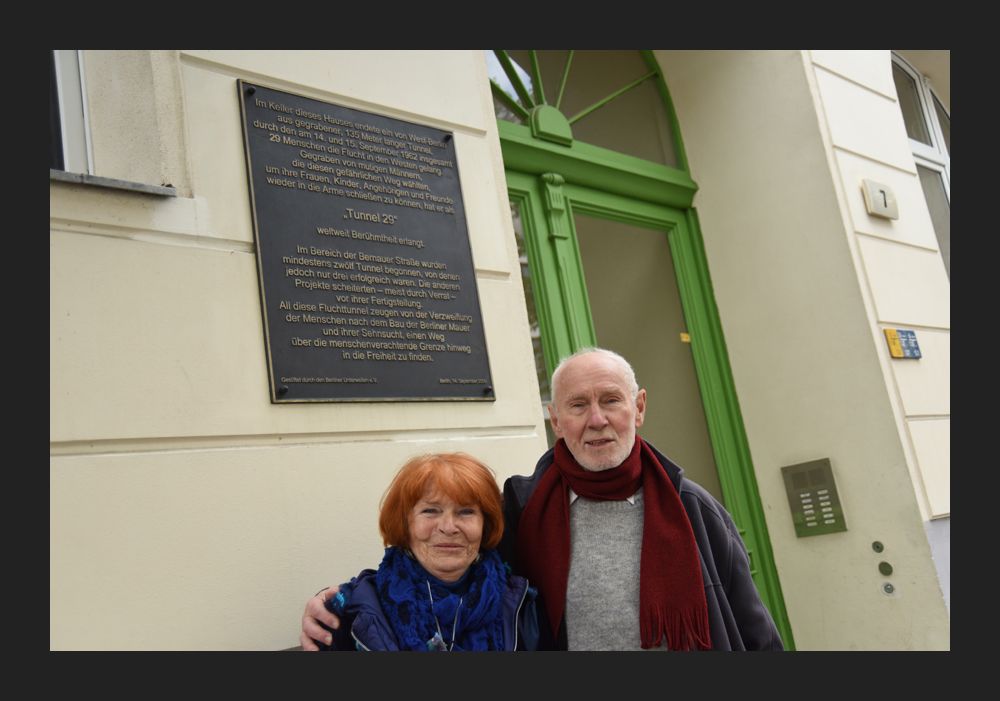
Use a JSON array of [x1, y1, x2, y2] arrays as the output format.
[[238, 80, 494, 402]]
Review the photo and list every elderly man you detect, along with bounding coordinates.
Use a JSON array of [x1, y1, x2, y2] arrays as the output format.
[[301, 348, 783, 651]]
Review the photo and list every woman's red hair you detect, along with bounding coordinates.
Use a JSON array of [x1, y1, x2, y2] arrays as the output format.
[[379, 453, 504, 550]]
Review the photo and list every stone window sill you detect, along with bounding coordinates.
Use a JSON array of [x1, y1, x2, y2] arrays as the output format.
[[50, 169, 177, 197]]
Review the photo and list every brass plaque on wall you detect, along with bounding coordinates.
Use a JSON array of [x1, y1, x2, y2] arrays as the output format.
[[238, 80, 494, 402]]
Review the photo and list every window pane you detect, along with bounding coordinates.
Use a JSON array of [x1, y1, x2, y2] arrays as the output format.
[[917, 165, 950, 278], [892, 62, 931, 146], [50, 51, 64, 170], [52, 50, 90, 174], [510, 200, 550, 404], [491, 93, 524, 124], [486, 51, 531, 124], [933, 94, 950, 156], [508, 50, 564, 113], [573, 212, 723, 502]]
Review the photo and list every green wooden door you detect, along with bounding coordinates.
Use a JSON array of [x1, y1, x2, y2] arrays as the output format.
[[492, 51, 794, 648]]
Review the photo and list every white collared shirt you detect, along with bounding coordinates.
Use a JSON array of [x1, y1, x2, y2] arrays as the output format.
[[568, 488, 637, 505]]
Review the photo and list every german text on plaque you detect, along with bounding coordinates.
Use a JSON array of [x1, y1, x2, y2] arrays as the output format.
[[238, 81, 494, 402]]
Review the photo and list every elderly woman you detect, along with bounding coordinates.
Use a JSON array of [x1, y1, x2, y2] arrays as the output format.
[[320, 453, 538, 651]]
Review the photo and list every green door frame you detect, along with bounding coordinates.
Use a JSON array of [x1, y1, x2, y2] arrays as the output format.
[[500, 118, 795, 649]]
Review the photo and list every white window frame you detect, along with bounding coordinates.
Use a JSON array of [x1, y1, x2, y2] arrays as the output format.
[[892, 52, 949, 199], [914, 154, 950, 202], [52, 49, 94, 175]]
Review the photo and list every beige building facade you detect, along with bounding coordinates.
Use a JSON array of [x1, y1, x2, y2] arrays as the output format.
[[50, 50, 949, 650]]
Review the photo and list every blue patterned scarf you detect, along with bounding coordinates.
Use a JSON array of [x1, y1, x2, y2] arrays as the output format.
[[374, 546, 507, 651]]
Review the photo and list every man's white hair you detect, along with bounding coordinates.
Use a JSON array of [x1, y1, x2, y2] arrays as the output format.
[[550, 347, 640, 404]]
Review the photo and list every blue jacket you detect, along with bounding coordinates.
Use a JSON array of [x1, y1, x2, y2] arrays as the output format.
[[499, 441, 784, 651], [324, 567, 539, 651]]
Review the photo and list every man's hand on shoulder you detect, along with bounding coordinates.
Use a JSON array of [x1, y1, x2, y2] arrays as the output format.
[[300, 585, 340, 651]]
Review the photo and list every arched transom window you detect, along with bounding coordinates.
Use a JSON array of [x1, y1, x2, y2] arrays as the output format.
[[486, 50, 681, 168]]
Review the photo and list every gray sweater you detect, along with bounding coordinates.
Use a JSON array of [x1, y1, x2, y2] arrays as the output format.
[[566, 488, 661, 651]]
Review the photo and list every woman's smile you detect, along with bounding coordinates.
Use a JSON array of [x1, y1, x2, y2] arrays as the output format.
[[408, 490, 484, 582]]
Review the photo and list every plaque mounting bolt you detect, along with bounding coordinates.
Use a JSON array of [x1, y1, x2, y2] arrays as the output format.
[[247, 86, 256, 95], [277, 385, 288, 396]]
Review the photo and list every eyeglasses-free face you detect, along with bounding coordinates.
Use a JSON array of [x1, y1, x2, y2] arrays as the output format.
[[407, 491, 484, 582]]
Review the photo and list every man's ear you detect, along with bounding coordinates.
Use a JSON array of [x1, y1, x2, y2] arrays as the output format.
[[548, 404, 563, 437], [634, 389, 647, 428]]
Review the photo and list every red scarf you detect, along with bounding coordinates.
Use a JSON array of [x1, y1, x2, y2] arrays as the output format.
[[516, 436, 712, 650]]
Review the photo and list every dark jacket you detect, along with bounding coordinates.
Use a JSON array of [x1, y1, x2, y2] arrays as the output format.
[[499, 441, 784, 651], [325, 567, 539, 651]]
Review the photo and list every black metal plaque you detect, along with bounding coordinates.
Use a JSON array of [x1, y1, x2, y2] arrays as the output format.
[[238, 81, 494, 402]]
